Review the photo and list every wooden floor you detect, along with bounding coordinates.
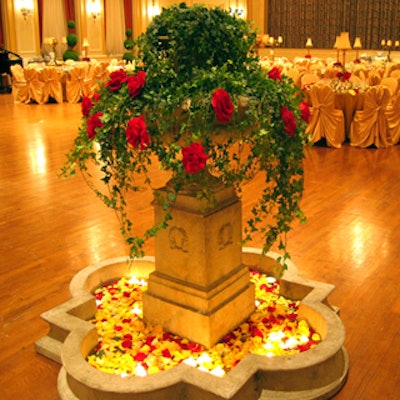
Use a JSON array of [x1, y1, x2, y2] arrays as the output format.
[[0, 93, 399, 399]]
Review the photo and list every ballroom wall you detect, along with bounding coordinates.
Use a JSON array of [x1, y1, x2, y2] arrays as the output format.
[[0, 0, 260, 60], [0, 0, 398, 61]]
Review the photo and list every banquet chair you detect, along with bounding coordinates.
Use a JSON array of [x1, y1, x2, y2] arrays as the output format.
[[10, 64, 27, 103], [349, 86, 392, 148], [385, 92, 400, 145], [353, 65, 368, 82], [300, 73, 320, 89], [84, 62, 108, 96], [284, 67, 301, 87], [21, 67, 44, 104], [368, 71, 382, 86], [380, 77, 398, 96], [40, 67, 64, 103], [66, 63, 90, 103], [306, 84, 345, 148], [389, 69, 400, 79]]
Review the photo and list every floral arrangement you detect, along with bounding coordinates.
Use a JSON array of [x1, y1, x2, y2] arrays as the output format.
[[62, 4, 309, 267], [87, 270, 320, 377], [329, 63, 368, 94]]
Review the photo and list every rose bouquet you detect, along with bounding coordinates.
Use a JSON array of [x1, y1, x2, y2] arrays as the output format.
[[62, 4, 309, 267]]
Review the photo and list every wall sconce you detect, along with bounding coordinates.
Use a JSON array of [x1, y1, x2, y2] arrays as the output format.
[[16, 0, 34, 20], [229, 1, 245, 18], [87, 0, 101, 22], [148, 0, 160, 19]]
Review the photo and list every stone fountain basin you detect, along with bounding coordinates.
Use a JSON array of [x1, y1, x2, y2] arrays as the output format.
[[36, 248, 348, 400]]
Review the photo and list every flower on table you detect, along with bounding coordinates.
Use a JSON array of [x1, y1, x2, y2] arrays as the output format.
[[337, 71, 351, 81], [268, 66, 282, 81], [182, 142, 208, 174], [87, 111, 104, 139], [211, 88, 234, 123], [126, 115, 150, 150], [281, 106, 297, 136]]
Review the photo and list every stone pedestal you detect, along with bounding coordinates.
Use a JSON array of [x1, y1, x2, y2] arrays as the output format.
[[142, 182, 255, 348]]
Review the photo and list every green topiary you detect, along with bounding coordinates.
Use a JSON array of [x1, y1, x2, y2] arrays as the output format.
[[63, 20, 79, 61], [63, 48, 79, 61], [66, 33, 77, 48]]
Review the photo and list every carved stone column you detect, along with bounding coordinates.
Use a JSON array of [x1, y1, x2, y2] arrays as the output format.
[[142, 181, 255, 348]]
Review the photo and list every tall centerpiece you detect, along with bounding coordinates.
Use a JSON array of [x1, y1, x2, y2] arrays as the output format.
[[40, 5, 350, 400], [61, 3, 309, 347], [62, 3, 309, 266]]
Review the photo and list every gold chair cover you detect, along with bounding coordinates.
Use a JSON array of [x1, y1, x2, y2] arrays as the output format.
[[385, 93, 400, 145], [349, 86, 391, 148], [380, 77, 398, 96], [20, 67, 44, 104], [10, 64, 27, 103], [40, 67, 64, 104], [84, 62, 108, 97], [66, 63, 90, 103], [306, 84, 345, 148]]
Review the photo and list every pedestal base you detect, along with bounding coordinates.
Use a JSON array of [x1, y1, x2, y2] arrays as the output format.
[[143, 266, 255, 347], [35, 250, 349, 400]]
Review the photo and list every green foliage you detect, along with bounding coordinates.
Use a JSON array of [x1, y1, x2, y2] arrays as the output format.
[[61, 4, 308, 268], [124, 39, 135, 50], [125, 29, 132, 38], [66, 33, 77, 47], [63, 48, 79, 61], [122, 52, 135, 62], [67, 20, 76, 29]]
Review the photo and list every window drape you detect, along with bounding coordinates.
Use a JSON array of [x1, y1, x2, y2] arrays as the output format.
[[105, 0, 125, 56], [41, 0, 67, 59], [268, 0, 400, 49], [64, 0, 76, 31], [123, 0, 133, 31]]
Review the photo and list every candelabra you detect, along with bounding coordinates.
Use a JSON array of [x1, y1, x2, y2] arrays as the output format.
[[336, 32, 352, 67], [267, 36, 283, 60], [305, 38, 313, 58], [353, 37, 362, 60], [381, 39, 399, 62]]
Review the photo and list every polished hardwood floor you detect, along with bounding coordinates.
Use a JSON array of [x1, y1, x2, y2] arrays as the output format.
[[0, 92, 399, 399]]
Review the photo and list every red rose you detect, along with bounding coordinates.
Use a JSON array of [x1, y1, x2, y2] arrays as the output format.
[[126, 115, 150, 150], [305, 54, 312, 59], [211, 88, 234, 123], [127, 71, 146, 99], [81, 96, 93, 117], [106, 69, 128, 91], [268, 67, 282, 81], [299, 101, 310, 123], [87, 111, 103, 139], [281, 106, 296, 137], [182, 142, 208, 174], [93, 93, 100, 102]]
